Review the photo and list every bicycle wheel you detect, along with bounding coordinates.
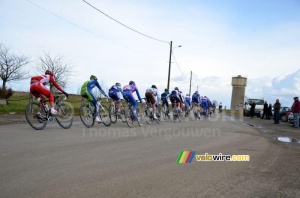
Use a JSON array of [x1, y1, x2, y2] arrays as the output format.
[[56, 102, 73, 129], [99, 105, 111, 127], [119, 105, 126, 123], [109, 104, 117, 124], [173, 110, 178, 123], [25, 102, 47, 130], [155, 106, 161, 124], [178, 111, 182, 122], [144, 107, 152, 125], [79, 103, 95, 128], [125, 108, 134, 127], [162, 105, 167, 120], [136, 108, 143, 126]]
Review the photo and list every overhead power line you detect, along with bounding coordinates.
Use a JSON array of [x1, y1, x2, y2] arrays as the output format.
[[82, 0, 169, 44], [172, 52, 187, 75], [24, 0, 168, 62]]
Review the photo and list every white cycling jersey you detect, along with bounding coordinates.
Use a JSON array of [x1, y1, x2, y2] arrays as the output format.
[[146, 88, 161, 100]]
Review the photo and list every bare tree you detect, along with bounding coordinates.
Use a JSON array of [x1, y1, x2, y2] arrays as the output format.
[[0, 43, 30, 89], [36, 52, 75, 91]]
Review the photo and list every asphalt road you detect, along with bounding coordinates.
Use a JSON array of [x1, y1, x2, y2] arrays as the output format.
[[0, 113, 299, 198]]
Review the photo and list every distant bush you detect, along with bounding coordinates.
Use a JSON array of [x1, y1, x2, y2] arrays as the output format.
[[0, 87, 14, 99]]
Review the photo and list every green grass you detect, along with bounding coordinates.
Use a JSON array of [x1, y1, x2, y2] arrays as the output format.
[[0, 94, 112, 115], [0, 93, 145, 116], [0, 95, 30, 114]]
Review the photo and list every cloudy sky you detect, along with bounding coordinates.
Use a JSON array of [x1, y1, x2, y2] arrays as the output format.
[[1, 0, 300, 107]]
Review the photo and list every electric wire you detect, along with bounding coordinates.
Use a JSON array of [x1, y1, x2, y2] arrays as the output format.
[[24, 0, 168, 62], [82, 0, 170, 44], [172, 52, 187, 76]]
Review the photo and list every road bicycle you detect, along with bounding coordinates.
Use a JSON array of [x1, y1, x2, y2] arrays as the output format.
[[184, 102, 191, 117], [108, 99, 126, 124], [170, 99, 183, 123], [192, 104, 201, 120], [144, 103, 161, 124], [161, 99, 170, 120], [79, 97, 111, 128], [123, 98, 143, 127], [201, 106, 209, 119], [25, 94, 73, 130]]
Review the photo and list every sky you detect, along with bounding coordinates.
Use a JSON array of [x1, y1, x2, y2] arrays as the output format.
[[1, 0, 300, 107]]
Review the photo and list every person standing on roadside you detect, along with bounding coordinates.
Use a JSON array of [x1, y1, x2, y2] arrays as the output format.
[[261, 101, 268, 119], [273, 99, 281, 124], [249, 101, 256, 119], [291, 96, 300, 128], [267, 103, 272, 120]]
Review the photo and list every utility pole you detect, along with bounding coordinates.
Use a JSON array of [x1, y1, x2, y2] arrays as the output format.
[[167, 41, 173, 90], [189, 71, 192, 96]]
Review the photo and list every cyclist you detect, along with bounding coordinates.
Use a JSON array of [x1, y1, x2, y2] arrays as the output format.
[[80, 75, 108, 122], [201, 96, 209, 117], [108, 82, 123, 115], [212, 103, 216, 113], [185, 94, 192, 116], [179, 91, 185, 111], [122, 81, 144, 120], [170, 87, 182, 112], [219, 102, 223, 113], [161, 88, 170, 116], [206, 97, 212, 116], [145, 85, 161, 119], [192, 91, 201, 118], [30, 70, 68, 115]]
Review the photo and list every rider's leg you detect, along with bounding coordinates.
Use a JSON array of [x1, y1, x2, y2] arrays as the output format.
[[128, 94, 138, 120], [87, 89, 100, 121], [34, 84, 58, 115]]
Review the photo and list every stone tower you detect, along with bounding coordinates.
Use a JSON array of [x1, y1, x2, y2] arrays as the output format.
[[231, 75, 247, 109]]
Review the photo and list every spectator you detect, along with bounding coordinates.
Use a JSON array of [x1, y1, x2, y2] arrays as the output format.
[[291, 96, 300, 128], [273, 99, 281, 124], [267, 103, 272, 120], [261, 101, 268, 119], [249, 102, 256, 119]]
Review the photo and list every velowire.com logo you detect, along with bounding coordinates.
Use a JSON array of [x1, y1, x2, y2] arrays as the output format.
[[177, 151, 250, 163]]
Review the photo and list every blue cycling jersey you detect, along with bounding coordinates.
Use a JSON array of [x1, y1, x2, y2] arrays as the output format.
[[109, 85, 122, 92], [192, 93, 200, 103], [87, 80, 107, 97], [185, 97, 191, 106], [201, 99, 209, 107]]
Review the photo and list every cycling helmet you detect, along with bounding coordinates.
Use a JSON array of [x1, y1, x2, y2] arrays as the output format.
[[115, 82, 121, 87], [164, 88, 168, 92], [129, 81, 135, 85], [90, 75, 97, 80], [151, 85, 157, 89], [174, 87, 179, 91], [45, 70, 53, 76]]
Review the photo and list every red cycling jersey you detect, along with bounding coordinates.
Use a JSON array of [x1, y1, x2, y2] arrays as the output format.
[[30, 74, 64, 103]]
